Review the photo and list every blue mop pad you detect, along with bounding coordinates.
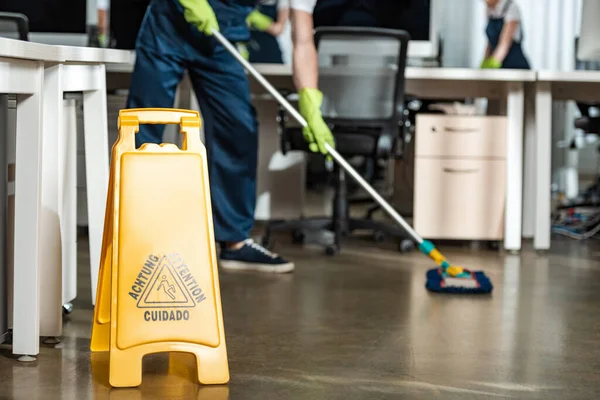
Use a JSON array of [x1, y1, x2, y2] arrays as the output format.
[[419, 240, 493, 294], [425, 268, 493, 294]]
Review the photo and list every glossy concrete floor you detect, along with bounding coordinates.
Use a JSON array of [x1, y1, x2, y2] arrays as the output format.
[[2, 235, 600, 400]]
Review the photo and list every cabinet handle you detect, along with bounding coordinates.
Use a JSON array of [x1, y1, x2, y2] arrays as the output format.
[[443, 168, 479, 174], [432, 126, 479, 133]]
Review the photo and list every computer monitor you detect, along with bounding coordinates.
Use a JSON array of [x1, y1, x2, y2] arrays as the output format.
[[0, 0, 87, 45], [313, 0, 439, 60], [578, 0, 600, 61], [378, 0, 439, 59]]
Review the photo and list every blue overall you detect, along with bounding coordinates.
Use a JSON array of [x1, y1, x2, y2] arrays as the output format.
[[486, 0, 530, 69], [127, 0, 258, 243], [248, 1, 283, 64]]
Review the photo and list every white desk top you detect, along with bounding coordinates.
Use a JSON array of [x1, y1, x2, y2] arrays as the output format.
[[407, 66, 535, 82], [106, 55, 536, 82], [58, 46, 132, 64], [538, 70, 600, 83], [0, 37, 133, 64], [0, 37, 62, 62], [253, 63, 536, 82]]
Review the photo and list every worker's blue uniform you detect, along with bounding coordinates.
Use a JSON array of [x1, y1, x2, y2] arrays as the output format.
[[127, 0, 258, 243], [248, 1, 283, 64], [486, 0, 530, 69]]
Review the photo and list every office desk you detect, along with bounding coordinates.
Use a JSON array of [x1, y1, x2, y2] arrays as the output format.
[[104, 61, 536, 250], [0, 37, 132, 358], [0, 38, 54, 359], [533, 71, 600, 251], [251, 64, 536, 252]]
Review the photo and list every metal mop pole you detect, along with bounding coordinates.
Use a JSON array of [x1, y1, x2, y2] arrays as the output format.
[[212, 29, 422, 244]]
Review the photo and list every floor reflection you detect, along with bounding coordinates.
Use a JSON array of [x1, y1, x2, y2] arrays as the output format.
[[2, 238, 600, 399]]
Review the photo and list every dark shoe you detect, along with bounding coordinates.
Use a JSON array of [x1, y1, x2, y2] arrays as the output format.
[[219, 239, 295, 273]]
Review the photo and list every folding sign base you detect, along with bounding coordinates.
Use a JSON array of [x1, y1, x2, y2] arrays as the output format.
[[90, 109, 229, 388]]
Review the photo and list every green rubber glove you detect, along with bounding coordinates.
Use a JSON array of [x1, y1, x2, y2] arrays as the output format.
[[481, 56, 502, 69], [298, 88, 335, 156], [236, 42, 250, 61], [246, 10, 274, 31], [179, 0, 219, 36]]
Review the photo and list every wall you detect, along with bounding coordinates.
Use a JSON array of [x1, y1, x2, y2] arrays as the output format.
[[438, 0, 478, 68], [87, 0, 98, 25], [438, 0, 594, 176]]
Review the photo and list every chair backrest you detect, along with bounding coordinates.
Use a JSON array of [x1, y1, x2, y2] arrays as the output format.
[[0, 12, 29, 41], [314, 27, 410, 128]]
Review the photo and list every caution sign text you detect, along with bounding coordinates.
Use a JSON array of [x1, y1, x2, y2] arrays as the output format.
[[128, 253, 207, 320]]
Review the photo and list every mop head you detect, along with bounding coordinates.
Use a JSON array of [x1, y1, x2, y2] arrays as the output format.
[[419, 241, 493, 294], [425, 268, 493, 294]]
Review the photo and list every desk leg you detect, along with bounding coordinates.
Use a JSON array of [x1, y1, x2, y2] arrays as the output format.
[[12, 65, 44, 358], [505, 82, 524, 251], [0, 97, 7, 345], [522, 83, 536, 239], [61, 99, 78, 307], [83, 65, 109, 306], [38, 65, 63, 338], [534, 82, 552, 251]]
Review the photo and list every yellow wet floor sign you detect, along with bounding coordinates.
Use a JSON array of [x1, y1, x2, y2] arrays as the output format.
[[90, 109, 229, 388]]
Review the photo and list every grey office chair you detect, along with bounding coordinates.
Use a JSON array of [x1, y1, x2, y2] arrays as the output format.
[[0, 12, 29, 41], [263, 27, 414, 255]]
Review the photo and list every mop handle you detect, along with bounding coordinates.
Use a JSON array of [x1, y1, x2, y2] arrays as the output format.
[[212, 29, 422, 244]]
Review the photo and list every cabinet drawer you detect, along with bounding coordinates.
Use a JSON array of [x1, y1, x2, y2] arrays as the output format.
[[414, 158, 505, 240], [415, 115, 507, 158]]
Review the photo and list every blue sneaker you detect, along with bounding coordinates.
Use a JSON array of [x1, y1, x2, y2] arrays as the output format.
[[219, 239, 295, 274]]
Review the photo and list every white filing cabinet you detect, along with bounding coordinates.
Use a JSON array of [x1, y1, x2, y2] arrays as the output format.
[[413, 114, 507, 240]]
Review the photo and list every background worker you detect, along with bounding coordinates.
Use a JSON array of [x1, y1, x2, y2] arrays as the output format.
[[245, 0, 290, 64], [481, 0, 531, 69], [126, 0, 335, 274]]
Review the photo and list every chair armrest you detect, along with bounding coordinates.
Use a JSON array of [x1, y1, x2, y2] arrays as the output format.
[[0, 12, 29, 41], [392, 108, 411, 160], [277, 103, 291, 155]]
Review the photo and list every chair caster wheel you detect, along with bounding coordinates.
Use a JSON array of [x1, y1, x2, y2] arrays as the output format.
[[487, 241, 500, 251], [325, 245, 339, 256], [62, 303, 73, 316], [292, 229, 305, 244], [373, 231, 385, 243], [398, 240, 415, 253]]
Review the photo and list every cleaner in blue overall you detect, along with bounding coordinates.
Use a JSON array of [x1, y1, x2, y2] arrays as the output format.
[[127, 0, 334, 274], [481, 0, 531, 69], [245, 0, 290, 63]]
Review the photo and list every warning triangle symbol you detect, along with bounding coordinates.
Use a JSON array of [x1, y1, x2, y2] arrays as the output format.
[[137, 256, 195, 308]]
